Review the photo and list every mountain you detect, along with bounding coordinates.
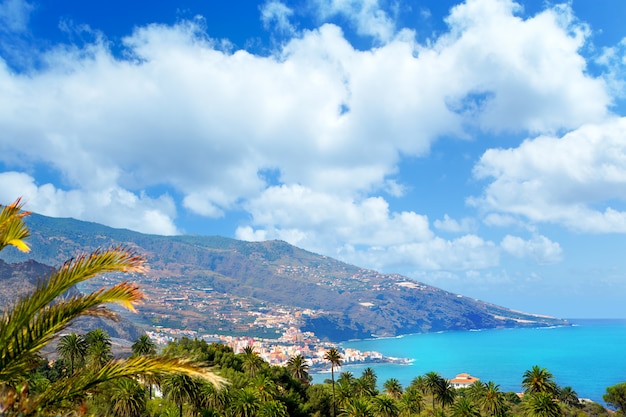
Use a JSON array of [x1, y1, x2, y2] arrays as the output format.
[[0, 258, 144, 342], [0, 213, 568, 341]]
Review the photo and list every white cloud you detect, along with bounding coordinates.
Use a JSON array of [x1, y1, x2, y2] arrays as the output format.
[[260, 1, 296, 35], [236, 184, 433, 248], [434, 214, 477, 233], [311, 0, 396, 43], [235, 184, 505, 272], [0, 172, 178, 235], [501, 234, 563, 264], [597, 38, 626, 99], [471, 117, 626, 233], [0, 0, 33, 33], [436, 0, 607, 133]]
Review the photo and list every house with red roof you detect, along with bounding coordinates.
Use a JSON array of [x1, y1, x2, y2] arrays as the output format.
[[450, 373, 480, 389]]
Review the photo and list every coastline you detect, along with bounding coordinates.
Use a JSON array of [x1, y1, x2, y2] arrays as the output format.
[[312, 320, 626, 404]]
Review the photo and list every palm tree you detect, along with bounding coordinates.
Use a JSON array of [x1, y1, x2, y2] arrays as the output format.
[[523, 392, 563, 417], [434, 379, 456, 411], [324, 347, 343, 417], [162, 373, 202, 417], [409, 375, 427, 396], [132, 334, 157, 357], [465, 381, 486, 403], [56, 332, 87, 374], [558, 386, 579, 407], [424, 372, 444, 411], [522, 366, 558, 397], [0, 199, 224, 417], [230, 386, 261, 417], [451, 397, 481, 417], [337, 373, 356, 408], [383, 378, 403, 399], [480, 381, 507, 417], [85, 329, 113, 370], [399, 387, 424, 416], [286, 354, 309, 383], [241, 345, 264, 377], [372, 395, 400, 417], [354, 377, 378, 398], [132, 334, 159, 398], [250, 374, 278, 402], [341, 397, 374, 417], [359, 368, 378, 397], [109, 377, 147, 417]]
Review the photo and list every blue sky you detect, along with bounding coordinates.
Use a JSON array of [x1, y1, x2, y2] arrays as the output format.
[[1, 0, 626, 319]]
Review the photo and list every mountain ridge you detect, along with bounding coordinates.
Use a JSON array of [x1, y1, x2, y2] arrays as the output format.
[[0, 213, 568, 341]]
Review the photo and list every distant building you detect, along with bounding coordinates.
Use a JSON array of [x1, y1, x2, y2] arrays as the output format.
[[450, 373, 480, 389]]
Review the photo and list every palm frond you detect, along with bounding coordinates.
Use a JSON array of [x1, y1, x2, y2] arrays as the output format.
[[0, 282, 143, 380], [0, 198, 30, 253], [0, 249, 145, 352], [26, 356, 226, 416]]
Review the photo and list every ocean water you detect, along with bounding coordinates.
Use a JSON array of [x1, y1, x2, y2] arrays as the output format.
[[312, 319, 626, 403]]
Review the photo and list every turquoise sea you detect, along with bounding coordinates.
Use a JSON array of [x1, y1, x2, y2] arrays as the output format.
[[312, 319, 626, 403]]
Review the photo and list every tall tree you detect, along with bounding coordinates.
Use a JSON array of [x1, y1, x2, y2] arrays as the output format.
[[132, 334, 159, 398], [424, 372, 444, 411], [241, 345, 264, 377], [359, 368, 378, 397], [558, 386, 579, 408], [399, 387, 424, 417], [109, 378, 147, 417], [451, 397, 481, 417], [434, 378, 456, 411], [341, 397, 374, 417], [56, 332, 87, 374], [84, 329, 113, 370], [523, 392, 562, 417], [354, 377, 378, 398], [162, 373, 202, 417], [383, 378, 403, 399], [286, 354, 310, 384], [604, 383, 626, 414], [230, 387, 261, 417], [324, 348, 343, 417], [522, 366, 558, 397], [372, 395, 400, 417], [480, 381, 507, 417], [0, 199, 224, 417], [132, 334, 157, 357]]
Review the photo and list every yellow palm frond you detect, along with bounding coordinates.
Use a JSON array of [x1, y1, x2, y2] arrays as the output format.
[[0, 199, 30, 253]]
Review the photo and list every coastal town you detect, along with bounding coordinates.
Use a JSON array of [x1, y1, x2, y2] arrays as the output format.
[[82, 269, 410, 369], [145, 325, 407, 370]]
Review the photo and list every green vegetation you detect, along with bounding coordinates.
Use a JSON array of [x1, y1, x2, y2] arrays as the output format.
[[20, 328, 625, 417], [0, 199, 223, 416]]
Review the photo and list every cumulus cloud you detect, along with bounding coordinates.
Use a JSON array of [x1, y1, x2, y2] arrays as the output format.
[[470, 117, 626, 233], [500, 234, 563, 264], [0, 172, 178, 235], [260, 1, 296, 35], [434, 214, 477, 233], [310, 0, 396, 43]]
